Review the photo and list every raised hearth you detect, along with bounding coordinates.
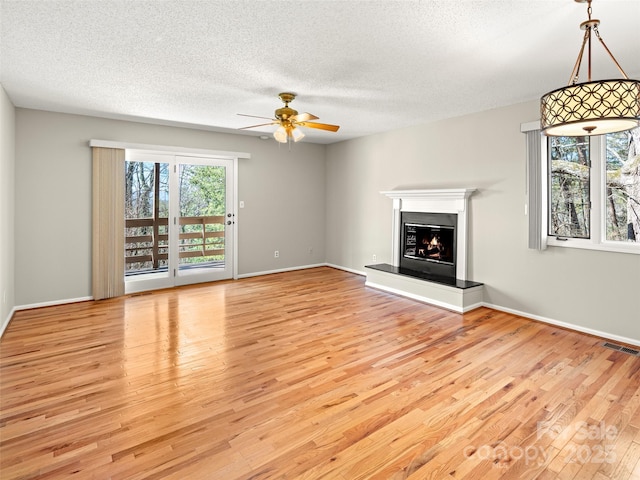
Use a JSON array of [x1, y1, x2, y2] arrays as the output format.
[[365, 263, 484, 313]]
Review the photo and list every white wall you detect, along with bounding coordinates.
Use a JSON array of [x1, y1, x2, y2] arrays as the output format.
[[14, 109, 326, 306], [0, 85, 16, 335], [326, 100, 640, 344]]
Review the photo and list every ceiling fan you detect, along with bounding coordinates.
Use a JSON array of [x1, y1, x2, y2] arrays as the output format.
[[238, 92, 340, 143]]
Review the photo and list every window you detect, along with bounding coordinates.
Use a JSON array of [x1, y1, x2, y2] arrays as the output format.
[[546, 127, 640, 253], [548, 135, 590, 239]]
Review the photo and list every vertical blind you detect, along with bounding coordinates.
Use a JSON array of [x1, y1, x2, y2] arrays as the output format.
[[524, 129, 547, 250], [92, 147, 125, 299]]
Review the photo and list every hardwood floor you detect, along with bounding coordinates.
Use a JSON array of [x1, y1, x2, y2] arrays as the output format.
[[1, 267, 639, 480]]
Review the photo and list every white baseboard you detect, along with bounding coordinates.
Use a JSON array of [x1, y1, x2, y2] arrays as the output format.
[[2, 297, 93, 339], [482, 302, 640, 348], [325, 263, 366, 276], [15, 296, 93, 312], [237, 263, 329, 279], [0, 307, 16, 338]]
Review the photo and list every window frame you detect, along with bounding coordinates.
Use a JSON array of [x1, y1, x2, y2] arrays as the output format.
[[522, 121, 640, 256], [547, 134, 640, 255]]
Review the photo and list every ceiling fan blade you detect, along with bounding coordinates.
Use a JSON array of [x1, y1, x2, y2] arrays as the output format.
[[292, 112, 319, 122], [239, 122, 278, 130], [237, 113, 275, 121], [298, 121, 340, 132]]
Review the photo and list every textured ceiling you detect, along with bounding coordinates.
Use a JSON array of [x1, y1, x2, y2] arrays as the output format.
[[1, 0, 639, 144]]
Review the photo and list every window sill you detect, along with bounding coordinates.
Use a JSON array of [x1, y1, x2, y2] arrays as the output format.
[[547, 237, 640, 255]]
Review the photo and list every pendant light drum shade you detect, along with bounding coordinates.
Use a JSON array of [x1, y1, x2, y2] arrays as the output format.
[[541, 79, 640, 136], [540, 0, 640, 137]]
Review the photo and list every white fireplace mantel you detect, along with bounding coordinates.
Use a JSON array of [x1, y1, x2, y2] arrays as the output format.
[[381, 188, 476, 280]]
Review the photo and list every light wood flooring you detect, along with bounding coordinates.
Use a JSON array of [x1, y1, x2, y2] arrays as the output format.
[[1, 267, 639, 479]]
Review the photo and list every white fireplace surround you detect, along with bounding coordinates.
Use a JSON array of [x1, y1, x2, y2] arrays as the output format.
[[381, 188, 476, 280]]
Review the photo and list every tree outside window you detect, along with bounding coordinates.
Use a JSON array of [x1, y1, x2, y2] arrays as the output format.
[[548, 127, 640, 244], [548, 136, 590, 238], [606, 128, 640, 242]]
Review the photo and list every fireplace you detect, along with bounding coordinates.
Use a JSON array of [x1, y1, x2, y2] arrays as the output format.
[[382, 188, 475, 280], [400, 211, 457, 279], [364, 188, 483, 313]]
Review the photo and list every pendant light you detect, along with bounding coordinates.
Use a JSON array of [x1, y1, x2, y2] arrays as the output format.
[[540, 0, 640, 136]]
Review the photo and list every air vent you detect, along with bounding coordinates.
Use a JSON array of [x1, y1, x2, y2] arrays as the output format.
[[603, 342, 640, 356]]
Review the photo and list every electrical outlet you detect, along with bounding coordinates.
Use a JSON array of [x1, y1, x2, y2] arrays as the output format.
[[274, 250, 279, 258], [372, 254, 377, 262]]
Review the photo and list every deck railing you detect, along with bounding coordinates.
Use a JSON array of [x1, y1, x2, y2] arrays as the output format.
[[125, 215, 225, 270]]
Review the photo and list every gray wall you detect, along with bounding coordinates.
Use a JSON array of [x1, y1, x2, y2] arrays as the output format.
[[326, 100, 640, 343], [14, 109, 325, 306], [9, 101, 640, 344], [0, 86, 16, 333]]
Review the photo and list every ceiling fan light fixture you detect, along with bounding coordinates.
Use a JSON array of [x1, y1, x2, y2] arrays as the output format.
[[291, 127, 305, 142], [239, 92, 340, 143], [274, 125, 288, 143], [540, 0, 640, 137]]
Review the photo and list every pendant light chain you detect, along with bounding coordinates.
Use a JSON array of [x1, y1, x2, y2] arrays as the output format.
[[569, 28, 590, 85], [592, 25, 629, 79]]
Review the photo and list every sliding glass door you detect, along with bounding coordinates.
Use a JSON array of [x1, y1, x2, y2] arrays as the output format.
[[124, 152, 235, 293]]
